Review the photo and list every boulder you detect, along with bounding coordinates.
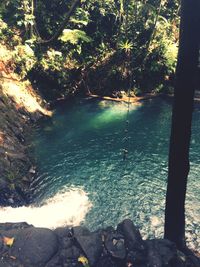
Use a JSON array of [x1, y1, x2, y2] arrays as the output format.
[[117, 219, 145, 250], [146, 239, 178, 267], [73, 226, 103, 266], [104, 231, 126, 260], [117, 219, 146, 264], [0, 227, 58, 267], [0, 222, 32, 231], [96, 255, 118, 267]]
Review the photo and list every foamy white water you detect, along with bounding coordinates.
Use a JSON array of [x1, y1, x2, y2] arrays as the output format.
[[0, 187, 92, 228]]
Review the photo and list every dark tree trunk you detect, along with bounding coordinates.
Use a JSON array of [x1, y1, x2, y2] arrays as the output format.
[[164, 0, 200, 249]]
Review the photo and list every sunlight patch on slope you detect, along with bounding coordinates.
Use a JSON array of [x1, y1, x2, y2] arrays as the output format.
[[1, 80, 52, 116], [0, 44, 52, 116]]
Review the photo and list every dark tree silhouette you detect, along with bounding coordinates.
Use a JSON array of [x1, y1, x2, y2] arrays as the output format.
[[164, 0, 200, 250]]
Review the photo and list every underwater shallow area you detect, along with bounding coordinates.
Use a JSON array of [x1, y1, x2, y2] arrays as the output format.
[[1, 97, 199, 251]]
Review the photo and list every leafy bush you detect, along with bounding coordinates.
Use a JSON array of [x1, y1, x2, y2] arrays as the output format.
[[0, 0, 180, 97], [14, 44, 36, 78]]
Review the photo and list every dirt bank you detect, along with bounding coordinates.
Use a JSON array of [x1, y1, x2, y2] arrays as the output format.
[[0, 47, 52, 205]]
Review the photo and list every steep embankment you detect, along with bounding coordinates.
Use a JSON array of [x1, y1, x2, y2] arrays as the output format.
[[0, 45, 52, 206]]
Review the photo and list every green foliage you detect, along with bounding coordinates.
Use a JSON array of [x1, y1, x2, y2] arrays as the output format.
[[60, 29, 92, 44], [70, 8, 90, 26], [0, 16, 36, 78], [14, 44, 37, 78], [7, 171, 15, 181], [18, 0, 35, 28], [0, 0, 180, 97], [118, 40, 133, 53], [0, 18, 7, 34], [164, 42, 178, 72], [0, 18, 19, 46]]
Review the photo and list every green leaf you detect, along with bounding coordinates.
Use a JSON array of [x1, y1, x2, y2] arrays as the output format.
[[70, 18, 89, 26], [118, 40, 133, 53], [60, 29, 92, 44]]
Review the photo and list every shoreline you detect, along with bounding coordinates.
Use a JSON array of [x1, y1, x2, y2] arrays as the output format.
[[0, 72, 52, 206], [87, 92, 161, 104], [85, 92, 200, 105]]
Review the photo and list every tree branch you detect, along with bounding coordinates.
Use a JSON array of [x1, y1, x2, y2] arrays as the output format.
[[36, 0, 81, 45]]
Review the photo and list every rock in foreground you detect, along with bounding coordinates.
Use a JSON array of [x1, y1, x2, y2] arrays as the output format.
[[0, 219, 198, 267]]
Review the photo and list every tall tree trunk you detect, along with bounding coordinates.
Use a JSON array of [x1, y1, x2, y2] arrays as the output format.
[[164, 0, 200, 250]]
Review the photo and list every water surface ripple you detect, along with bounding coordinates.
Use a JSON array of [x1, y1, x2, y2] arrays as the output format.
[[30, 98, 200, 251]]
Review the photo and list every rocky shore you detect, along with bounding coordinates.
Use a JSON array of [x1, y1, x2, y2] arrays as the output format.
[[0, 91, 35, 206], [0, 66, 51, 206], [0, 219, 198, 267]]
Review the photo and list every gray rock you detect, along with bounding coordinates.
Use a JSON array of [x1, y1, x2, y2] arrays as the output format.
[[126, 250, 146, 265], [96, 255, 117, 267], [0, 222, 32, 231], [2, 227, 58, 267], [146, 239, 177, 267], [0, 222, 197, 267], [0, 234, 3, 252], [54, 227, 71, 239], [146, 240, 162, 267], [104, 232, 126, 260], [0, 259, 15, 267], [0, 257, 22, 267], [61, 245, 81, 260], [54, 227, 73, 249], [117, 219, 146, 264], [117, 219, 145, 250], [73, 226, 91, 237], [158, 239, 177, 265], [73, 226, 103, 266]]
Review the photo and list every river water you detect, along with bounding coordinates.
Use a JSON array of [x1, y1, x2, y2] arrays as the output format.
[[1, 97, 199, 251]]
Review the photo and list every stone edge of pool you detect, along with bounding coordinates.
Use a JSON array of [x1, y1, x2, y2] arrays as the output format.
[[0, 219, 198, 267]]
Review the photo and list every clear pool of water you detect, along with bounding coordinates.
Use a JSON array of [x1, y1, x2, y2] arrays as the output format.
[[28, 97, 200, 250]]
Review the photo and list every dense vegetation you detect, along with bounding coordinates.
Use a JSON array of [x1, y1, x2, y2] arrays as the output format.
[[1, 1, 200, 261], [0, 0, 180, 100]]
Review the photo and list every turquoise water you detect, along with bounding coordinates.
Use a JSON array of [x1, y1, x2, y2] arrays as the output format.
[[30, 98, 199, 250]]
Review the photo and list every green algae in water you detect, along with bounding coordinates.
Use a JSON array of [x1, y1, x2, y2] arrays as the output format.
[[30, 98, 200, 251]]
